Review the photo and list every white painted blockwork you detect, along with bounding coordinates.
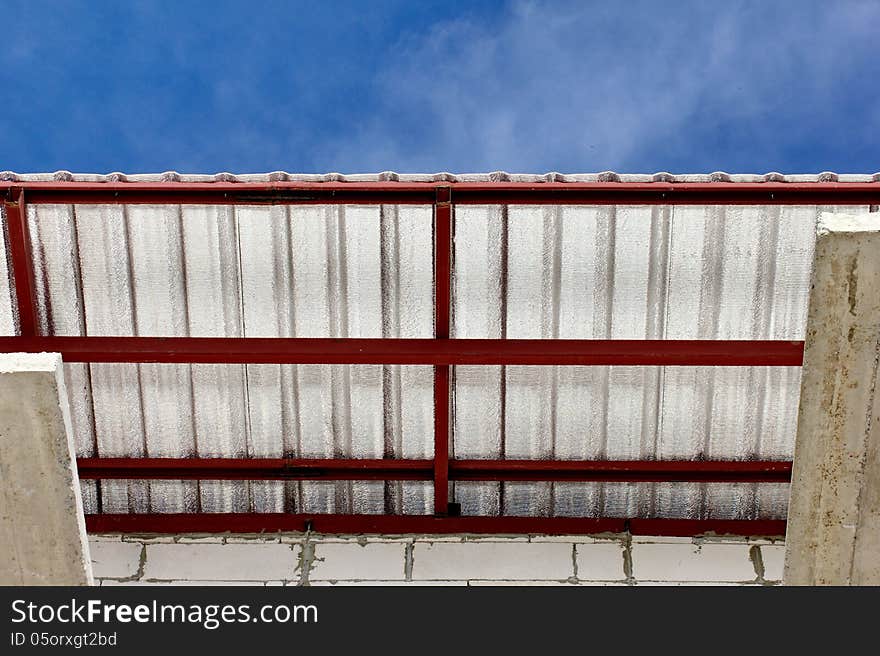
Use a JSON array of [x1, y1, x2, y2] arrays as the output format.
[[575, 542, 628, 581], [630, 543, 756, 582], [309, 543, 407, 581], [89, 540, 143, 579], [90, 534, 781, 586], [0, 353, 93, 585], [761, 545, 785, 582], [411, 542, 572, 581], [142, 543, 297, 582]]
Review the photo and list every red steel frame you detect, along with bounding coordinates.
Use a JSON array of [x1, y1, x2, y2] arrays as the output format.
[[4, 179, 876, 537]]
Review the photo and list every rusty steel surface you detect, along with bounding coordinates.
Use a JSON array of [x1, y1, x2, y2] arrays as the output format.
[[77, 457, 792, 483], [84, 512, 787, 537], [433, 188, 453, 514], [0, 336, 805, 366], [2, 180, 879, 205], [2, 189, 37, 336]]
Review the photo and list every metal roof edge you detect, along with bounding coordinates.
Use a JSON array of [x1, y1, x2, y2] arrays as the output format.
[[2, 171, 880, 184]]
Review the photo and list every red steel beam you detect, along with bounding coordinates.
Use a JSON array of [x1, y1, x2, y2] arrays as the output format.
[[76, 458, 433, 481], [433, 187, 452, 514], [6, 181, 436, 206], [84, 513, 786, 537], [0, 336, 806, 366], [449, 181, 880, 206], [450, 459, 792, 483], [75, 457, 792, 483], [626, 518, 786, 538], [3, 189, 39, 336], [4, 180, 878, 206]]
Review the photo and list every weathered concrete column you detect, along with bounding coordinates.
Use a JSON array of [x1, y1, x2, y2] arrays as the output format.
[[0, 353, 93, 585], [785, 212, 880, 585]]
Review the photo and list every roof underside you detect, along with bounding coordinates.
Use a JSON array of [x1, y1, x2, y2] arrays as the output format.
[[2, 173, 876, 524]]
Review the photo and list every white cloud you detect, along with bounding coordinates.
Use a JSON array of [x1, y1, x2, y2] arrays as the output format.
[[315, 0, 880, 173]]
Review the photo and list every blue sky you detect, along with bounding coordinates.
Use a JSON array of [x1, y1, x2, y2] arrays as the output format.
[[1, 0, 878, 174]]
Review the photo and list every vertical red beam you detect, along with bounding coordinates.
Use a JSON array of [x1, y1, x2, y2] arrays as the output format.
[[4, 188, 38, 336], [433, 186, 453, 515]]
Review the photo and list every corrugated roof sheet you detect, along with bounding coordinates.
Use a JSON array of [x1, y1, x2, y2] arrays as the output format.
[[2, 170, 880, 183], [4, 172, 876, 521]]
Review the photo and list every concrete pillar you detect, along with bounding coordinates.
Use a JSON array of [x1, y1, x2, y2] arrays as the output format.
[[0, 353, 93, 585], [785, 212, 880, 585]]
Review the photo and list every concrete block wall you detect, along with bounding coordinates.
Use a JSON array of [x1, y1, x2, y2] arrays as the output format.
[[0, 353, 93, 585], [88, 534, 785, 586]]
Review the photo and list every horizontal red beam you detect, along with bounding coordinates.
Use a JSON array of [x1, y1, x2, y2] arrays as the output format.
[[84, 513, 786, 537], [76, 457, 792, 483], [450, 181, 880, 206], [451, 459, 792, 483], [3, 181, 878, 206], [0, 336, 805, 366], [8, 181, 435, 205], [626, 518, 786, 538], [78, 458, 431, 481]]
